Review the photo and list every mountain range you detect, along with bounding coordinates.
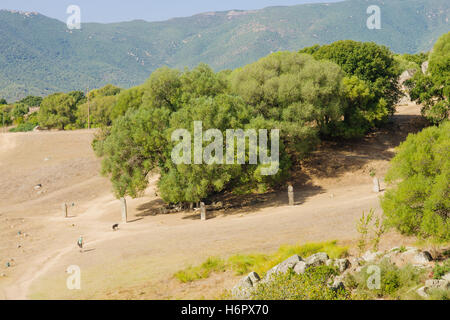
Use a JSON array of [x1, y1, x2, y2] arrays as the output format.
[[0, 0, 449, 101]]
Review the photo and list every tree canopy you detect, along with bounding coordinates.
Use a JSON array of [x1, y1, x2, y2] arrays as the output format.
[[300, 41, 401, 136]]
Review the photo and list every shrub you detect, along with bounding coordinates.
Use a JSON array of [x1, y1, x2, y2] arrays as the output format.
[[251, 266, 349, 300], [381, 122, 450, 242], [433, 259, 450, 279], [346, 260, 426, 300]]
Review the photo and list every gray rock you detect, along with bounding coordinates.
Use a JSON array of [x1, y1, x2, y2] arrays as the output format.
[[412, 251, 433, 265], [417, 286, 428, 298], [362, 251, 381, 262], [277, 255, 303, 274], [305, 252, 329, 267], [263, 255, 303, 281], [232, 272, 261, 299], [424, 279, 449, 290], [334, 259, 351, 273], [442, 273, 450, 282], [330, 276, 345, 291], [293, 261, 307, 275]]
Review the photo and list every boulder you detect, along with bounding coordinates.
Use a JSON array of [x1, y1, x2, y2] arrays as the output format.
[[263, 255, 303, 281], [305, 253, 329, 267], [330, 276, 345, 291], [412, 251, 433, 265], [232, 272, 261, 299], [442, 273, 450, 282], [362, 251, 381, 262], [424, 279, 449, 290], [293, 261, 308, 275], [277, 255, 303, 274], [418, 279, 450, 298], [334, 259, 351, 273], [417, 286, 428, 298]]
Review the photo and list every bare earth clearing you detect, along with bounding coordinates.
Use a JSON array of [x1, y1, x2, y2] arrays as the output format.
[[0, 103, 425, 300]]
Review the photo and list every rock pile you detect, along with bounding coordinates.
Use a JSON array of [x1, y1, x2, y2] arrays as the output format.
[[231, 246, 449, 300]]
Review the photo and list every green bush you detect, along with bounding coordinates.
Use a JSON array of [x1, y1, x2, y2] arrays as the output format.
[[251, 266, 349, 300], [345, 260, 426, 300], [433, 259, 450, 279], [381, 121, 450, 242]]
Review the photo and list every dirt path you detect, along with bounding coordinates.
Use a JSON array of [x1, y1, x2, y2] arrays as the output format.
[[0, 104, 425, 300]]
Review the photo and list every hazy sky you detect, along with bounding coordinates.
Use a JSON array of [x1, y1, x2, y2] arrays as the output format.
[[1, 0, 343, 23]]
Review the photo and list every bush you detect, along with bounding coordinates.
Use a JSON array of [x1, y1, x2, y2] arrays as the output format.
[[381, 122, 449, 242], [345, 260, 426, 300], [173, 241, 348, 282], [251, 266, 349, 300], [433, 259, 450, 279]]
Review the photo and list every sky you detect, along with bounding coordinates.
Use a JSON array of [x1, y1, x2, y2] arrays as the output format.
[[0, 0, 343, 23]]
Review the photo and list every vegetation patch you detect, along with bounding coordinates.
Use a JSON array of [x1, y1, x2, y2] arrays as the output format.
[[345, 259, 426, 300], [252, 266, 349, 300], [174, 241, 348, 282]]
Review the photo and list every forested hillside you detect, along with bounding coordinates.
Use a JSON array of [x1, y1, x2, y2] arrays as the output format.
[[0, 0, 449, 101]]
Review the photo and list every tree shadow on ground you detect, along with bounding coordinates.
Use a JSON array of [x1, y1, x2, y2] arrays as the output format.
[[136, 114, 428, 220]]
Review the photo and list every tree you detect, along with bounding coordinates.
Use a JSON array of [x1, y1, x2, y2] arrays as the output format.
[[96, 63, 289, 202], [381, 121, 449, 242], [11, 103, 29, 124], [407, 32, 449, 123], [0, 98, 7, 105], [38, 93, 77, 129], [94, 105, 172, 198], [18, 96, 43, 107], [301, 40, 401, 120], [76, 95, 117, 128], [88, 84, 122, 99], [230, 51, 343, 148], [111, 86, 144, 120]]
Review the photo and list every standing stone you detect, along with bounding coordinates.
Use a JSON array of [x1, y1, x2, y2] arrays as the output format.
[[200, 202, 206, 221], [288, 185, 294, 206], [421, 61, 429, 74], [373, 177, 381, 193], [62, 203, 68, 218], [121, 198, 128, 223]]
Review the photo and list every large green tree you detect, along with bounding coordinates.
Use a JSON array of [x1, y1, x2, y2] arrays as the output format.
[[300, 40, 401, 136], [230, 51, 344, 150], [38, 93, 77, 129], [76, 95, 118, 128]]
